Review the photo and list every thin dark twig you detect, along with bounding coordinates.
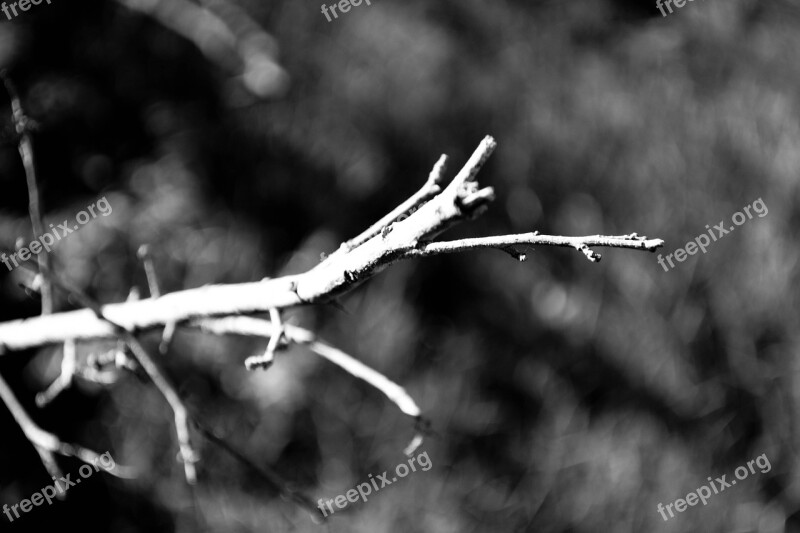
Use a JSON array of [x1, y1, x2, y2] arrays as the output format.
[[191, 419, 324, 521], [0, 371, 63, 483], [1, 72, 52, 315], [0, 370, 132, 482]]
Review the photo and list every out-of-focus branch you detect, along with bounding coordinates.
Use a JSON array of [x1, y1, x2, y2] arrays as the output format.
[[21, 267, 200, 484], [194, 316, 426, 456], [0, 371, 132, 481], [191, 418, 324, 520], [124, 334, 198, 483], [196, 0, 288, 98], [0, 135, 664, 353], [116, 0, 288, 98], [137, 245, 177, 354], [1, 72, 52, 315]]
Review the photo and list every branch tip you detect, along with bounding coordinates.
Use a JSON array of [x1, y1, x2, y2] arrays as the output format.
[[427, 154, 448, 187]]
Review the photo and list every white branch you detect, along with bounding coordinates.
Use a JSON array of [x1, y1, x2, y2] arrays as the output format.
[[405, 232, 664, 262], [194, 316, 421, 418], [341, 154, 447, 251], [194, 316, 425, 457], [243, 308, 283, 370], [0, 136, 664, 354], [36, 339, 76, 407]]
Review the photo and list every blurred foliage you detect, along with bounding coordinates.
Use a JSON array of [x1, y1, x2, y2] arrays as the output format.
[[1, 0, 799, 531]]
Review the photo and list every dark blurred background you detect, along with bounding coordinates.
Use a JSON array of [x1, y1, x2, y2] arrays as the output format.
[[1, 0, 799, 531]]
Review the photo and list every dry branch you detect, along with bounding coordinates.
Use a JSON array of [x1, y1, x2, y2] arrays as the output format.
[[0, 135, 663, 518], [0, 135, 663, 354], [406, 232, 663, 262], [1, 72, 52, 314], [195, 316, 425, 457], [342, 153, 448, 251], [0, 371, 132, 481], [137, 245, 177, 354], [194, 316, 422, 418], [16, 266, 200, 484]]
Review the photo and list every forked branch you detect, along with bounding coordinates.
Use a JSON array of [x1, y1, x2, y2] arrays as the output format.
[[0, 135, 664, 353]]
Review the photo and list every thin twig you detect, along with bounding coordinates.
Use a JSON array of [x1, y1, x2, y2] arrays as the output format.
[[193, 317, 421, 417], [244, 308, 284, 370], [36, 339, 76, 407], [189, 316, 422, 418], [448, 136, 497, 190], [137, 245, 177, 354], [125, 335, 198, 483], [1, 72, 52, 315], [404, 232, 664, 262], [0, 371, 132, 481], [193, 316, 425, 455], [191, 419, 324, 521], [0, 371, 62, 484], [340, 154, 448, 252], [305, 339, 421, 417], [159, 321, 177, 355], [138, 245, 161, 298]]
